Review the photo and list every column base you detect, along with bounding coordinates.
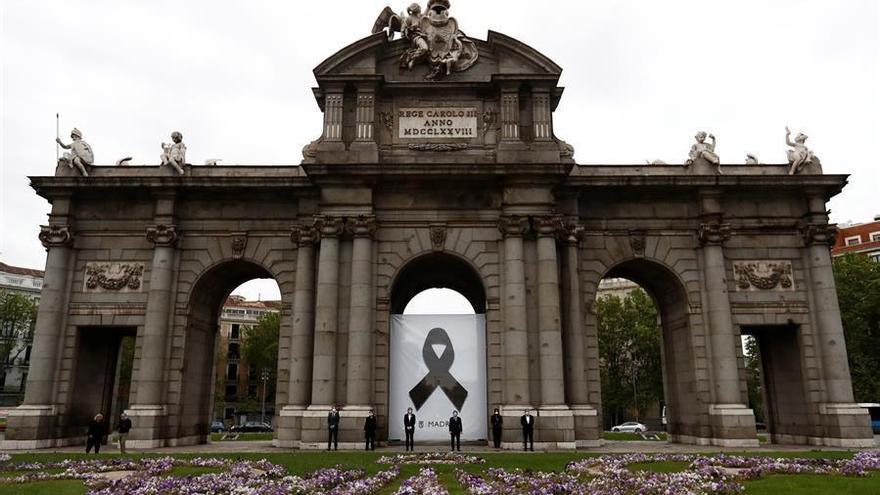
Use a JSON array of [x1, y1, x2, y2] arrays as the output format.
[[0, 405, 62, 449], [571, 404, 602, 448], [817, 403, 875, 447], [707, 403, 759, 447], [125, 404, 169, 448], [274, 405, 306, 449]]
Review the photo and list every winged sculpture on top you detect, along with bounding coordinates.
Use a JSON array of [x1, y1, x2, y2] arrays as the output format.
[[372, 0, 479, 80]]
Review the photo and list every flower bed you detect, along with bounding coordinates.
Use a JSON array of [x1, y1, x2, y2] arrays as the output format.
[[394, 467, 449, 495], [377, 452, 485, 465]]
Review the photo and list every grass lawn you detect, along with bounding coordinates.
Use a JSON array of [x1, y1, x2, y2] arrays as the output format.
[[0, 450, 876, 494]]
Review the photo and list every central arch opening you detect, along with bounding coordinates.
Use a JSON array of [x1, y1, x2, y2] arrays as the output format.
[[388, 253, 487, 444]]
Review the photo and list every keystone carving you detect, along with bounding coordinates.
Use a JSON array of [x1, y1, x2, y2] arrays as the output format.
[[39, 224, 74, 248], [698, 222, 731, 246], [430, 224, 447, 251], [629, 229, 647, 258], [801, 223, 837, 246], [85, 262, 145, 292], [350, 215, 378, 238], [498, 215, 529, 238], [733, 261, 795, 292], [231, 232, 248, 259], [146, 224, 179, 247]]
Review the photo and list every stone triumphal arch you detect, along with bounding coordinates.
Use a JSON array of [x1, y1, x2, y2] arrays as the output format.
[[5, 3, 874, 449]]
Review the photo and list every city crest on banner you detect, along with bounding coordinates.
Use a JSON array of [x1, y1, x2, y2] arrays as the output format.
[[389, 314, 487, 442]]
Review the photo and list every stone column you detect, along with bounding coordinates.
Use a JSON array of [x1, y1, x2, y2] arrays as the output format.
[[801, 193, 873, 446], [277, 225, 317, 448], [346, 215, 377, 407], [134, 224, 178, 407], [498, 215, 530, 406], [534, 216, 566, 406], [3, 223, 74, 447], [310, 216, 344, 407], [560, 224, 588, 405], [22, 225, 74, 406], [698, 192, 757, 446]]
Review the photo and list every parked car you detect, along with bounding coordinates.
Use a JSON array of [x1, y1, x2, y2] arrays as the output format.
[[231, 421, 273, 433], [611, 421, 647, 433], [210, 421, 226, 433]]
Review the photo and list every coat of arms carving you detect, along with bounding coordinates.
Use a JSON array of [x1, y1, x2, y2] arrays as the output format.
[[373, 0, 479, 80]]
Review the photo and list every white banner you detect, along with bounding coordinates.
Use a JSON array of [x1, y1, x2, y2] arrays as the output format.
[[389, 315, 487, 442]]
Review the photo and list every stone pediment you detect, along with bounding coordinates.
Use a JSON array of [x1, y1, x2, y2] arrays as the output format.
[[313, 31, 562, 83]]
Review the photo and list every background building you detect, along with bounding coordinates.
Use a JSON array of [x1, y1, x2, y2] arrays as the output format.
[[0, 262, 42, 406], [832, 217, 880, 261], [214, 295, 281, 427]]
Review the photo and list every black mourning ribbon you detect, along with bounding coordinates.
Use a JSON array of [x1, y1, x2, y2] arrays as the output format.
[[409, 327, 468, 411]]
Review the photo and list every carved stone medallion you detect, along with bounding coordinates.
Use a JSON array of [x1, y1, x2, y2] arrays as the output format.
[[733, 261, 795, 291], [84, 262, 145, 292]]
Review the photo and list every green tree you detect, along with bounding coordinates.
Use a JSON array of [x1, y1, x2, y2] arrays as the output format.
[[0, 290, 38, 366], [743, 335, 764, 423], [833, 254, 880, 402], [240, 312, 280, 403], [597, 287, 663, 428]]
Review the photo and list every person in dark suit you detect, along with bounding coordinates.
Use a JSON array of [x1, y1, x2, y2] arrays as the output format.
[[403, 407, 416, 451], [85, 413, 106, 453], [327, 406, 340, 451], [364, 409, 377, 451], [449, 410, 462, 451], [520, 409, 535, 451], [490, 408, 503, 448]]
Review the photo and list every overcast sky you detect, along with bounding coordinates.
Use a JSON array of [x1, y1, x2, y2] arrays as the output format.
[[2, 1, 878, 304]]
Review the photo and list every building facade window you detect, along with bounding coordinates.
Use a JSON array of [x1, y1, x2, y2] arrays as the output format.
[[225, 385, 237, 401], [230, 324, 240, 339], [226, 362, 238, 381], [845, 235, 862, 247], [228, 342, 240, 359], [870, 232, 880, 242]]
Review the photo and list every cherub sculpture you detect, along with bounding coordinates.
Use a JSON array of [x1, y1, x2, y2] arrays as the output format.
[[785, 126, 817, 175], [686, 131, 722, 173], [160, 131, 186, 174], [372, 1, 478, 80], [56, 128, 93, 177]]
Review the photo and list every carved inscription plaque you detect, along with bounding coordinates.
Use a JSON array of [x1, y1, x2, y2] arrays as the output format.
[[398, 108, 478, 139]]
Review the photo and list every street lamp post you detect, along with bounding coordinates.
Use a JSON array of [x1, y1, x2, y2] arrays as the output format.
[[260, 368, 269, 425]]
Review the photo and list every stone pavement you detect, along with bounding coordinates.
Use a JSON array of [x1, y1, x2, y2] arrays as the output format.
[[5, 436, 878, 455]]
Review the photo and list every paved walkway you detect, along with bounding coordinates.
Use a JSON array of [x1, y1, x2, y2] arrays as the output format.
[[6, 436, 878, 455]]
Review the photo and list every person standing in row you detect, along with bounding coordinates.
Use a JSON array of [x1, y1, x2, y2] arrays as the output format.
[[521, 409, 535, 452], [490, 408, 503, 448], [327, 406, 340, 451], [364, 409, 377, 451], [449, 410, 462, 451], [116, 412, 132, 454], [403, 407, 416, 451], [85, 413, 105, 454]]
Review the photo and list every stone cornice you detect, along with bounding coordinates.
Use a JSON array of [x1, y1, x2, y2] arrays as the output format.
[[39, 224, 74, 248], [146, 224, 179, 247]]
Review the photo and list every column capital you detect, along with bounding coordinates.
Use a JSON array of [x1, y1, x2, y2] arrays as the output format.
[[349, 215, 377, 238], [560, 223, 584, 245], [39, 224, 74, 248], [498, 215, 529, 238], [290, 225, 319, 246], [146, 224, 179, 247], [802, 222, 837, 246], [313, 215, 345, 238], [534, 215, 563, 237], [698, 222, 731, 246]]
